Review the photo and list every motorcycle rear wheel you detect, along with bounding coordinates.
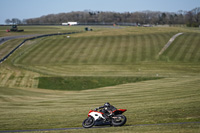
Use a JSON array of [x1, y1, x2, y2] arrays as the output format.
[[82, 117, 95, 128], [112, 114, 127, 126]]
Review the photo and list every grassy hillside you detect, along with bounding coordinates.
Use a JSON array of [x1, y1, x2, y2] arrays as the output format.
[[0, 39, 24, 59], [13, 33, 173, 65], [0, 26, 200, 132], [0, 76, 200, 132], [0, 65, 39, 88], [161, 32, 200, 62]]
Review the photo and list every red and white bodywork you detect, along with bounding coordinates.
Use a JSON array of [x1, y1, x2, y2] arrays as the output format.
[[88, 110, 105, 120], [82, 108, 127, 128]]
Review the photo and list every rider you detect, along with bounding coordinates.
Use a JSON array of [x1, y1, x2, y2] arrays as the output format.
[[95, 102, 117, 120]]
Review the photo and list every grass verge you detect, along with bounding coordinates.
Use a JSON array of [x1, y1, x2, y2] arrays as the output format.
[[38, 76, 162, 91]]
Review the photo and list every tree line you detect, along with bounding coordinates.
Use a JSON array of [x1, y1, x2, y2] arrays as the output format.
[[5, 7, 200, 27]]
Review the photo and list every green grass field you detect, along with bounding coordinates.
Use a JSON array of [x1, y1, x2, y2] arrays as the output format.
[[14, 33, 173, 65], [38, 76, 162, 91], [0, 26, 200, 132], [161, 32, 200, 62]]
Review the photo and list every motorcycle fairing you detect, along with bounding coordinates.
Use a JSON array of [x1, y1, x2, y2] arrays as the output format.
[[88, 111, 105, 120], [113, 109, 127, 114]]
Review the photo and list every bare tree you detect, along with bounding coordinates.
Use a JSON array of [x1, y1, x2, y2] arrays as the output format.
[[24, 8, 200, 27], [5, 19, 11, 24]]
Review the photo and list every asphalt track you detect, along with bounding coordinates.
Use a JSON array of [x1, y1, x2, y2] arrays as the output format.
[[0, 121, 199, 133], [0, 35, 41, 45]]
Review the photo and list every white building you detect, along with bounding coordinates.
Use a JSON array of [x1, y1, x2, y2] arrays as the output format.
[[62, 22, 78, 26]]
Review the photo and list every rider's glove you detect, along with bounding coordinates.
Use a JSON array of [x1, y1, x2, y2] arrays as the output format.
[[95, 108, 98, 111]]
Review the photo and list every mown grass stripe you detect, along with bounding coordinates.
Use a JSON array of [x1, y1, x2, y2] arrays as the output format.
[[160, 33, 173, 47], [0, 73, 6, 86], [35, 39, 58, 64], [152, 33, 172, 61], [100, 36, 114, 63], [61, 38, 82, 64], [136, 35, 142, 62], [145, 35, 152, 61], [95, 37, 110, 64], [15, 73, 23, 87], [125, 35, 133, 63], [38, 39, 60, 64], [121, 35, 130, 63], [64, 38, 84, 64], [90, 36, 105, 63], [0, 73, 5, 86], [185, 33, 200, 62], [58, 38, 77, 63], [21, 39, 49, 64], [48, 39, 66, 63], [0, 72, 12, 86], [79, 38, 95, 64], [165, 35, 188, 61], [131, 35, 138, 62], [0, 39, 23, 59], [102, 36, 113, 63], [156, 33, 168, 51], [86, 37, 101, 64], [174, 34, 192, 61], [154, 34, 162, 49], [149, 34, 157, 60], [180, 33, 196, 62], [85, 37, 99, 64], [110, 36, 121, 63], [154, 34, 164, 58], [13, 32, 200, 66], [115, 36, 123, 63], [19, 72, 28, 88], [157, 33, 166, 48], [36, 39, 58, 64], [8, 72, 19, 87], [190, 34, 200, 62], [104, 36, 116, 64], [24, 39, 51, 64], [114, 35, 125, 63], [118, 36, 126, 63], [71, 37, 90, 64], [108, 36, 120, 63], [78, 38, 95, 64], [31, 73, 39, 88], [26, 73, 32, 88], [196, 42, 200, 62], [141, 35, 146, 61]]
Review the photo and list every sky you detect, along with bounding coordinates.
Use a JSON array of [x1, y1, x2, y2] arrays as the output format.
[[0, 0, 200, 24]]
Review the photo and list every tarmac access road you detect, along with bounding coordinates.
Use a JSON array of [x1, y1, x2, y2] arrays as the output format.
[[0, 121, 199, 133], [0, 34, 41, 45]]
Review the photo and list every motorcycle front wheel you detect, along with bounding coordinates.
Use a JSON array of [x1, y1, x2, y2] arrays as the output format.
[[82, 117, 95, 128], [112, 114, 127, 126]]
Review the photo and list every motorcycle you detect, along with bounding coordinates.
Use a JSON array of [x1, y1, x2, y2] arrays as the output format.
[[82, 108, 127, 128]]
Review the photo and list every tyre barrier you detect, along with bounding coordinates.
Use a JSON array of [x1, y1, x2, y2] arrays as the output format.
[[0, 32, 79, 64]]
